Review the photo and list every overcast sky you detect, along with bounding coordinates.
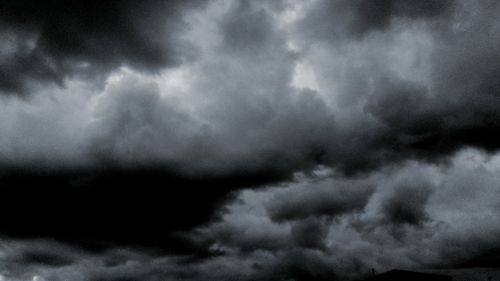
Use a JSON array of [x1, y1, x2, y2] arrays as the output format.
[[1, 0, 500, 280]]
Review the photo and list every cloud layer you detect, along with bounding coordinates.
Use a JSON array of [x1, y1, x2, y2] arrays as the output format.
[[2, 0, 500, 280], [0, 0, 204, 95], [2, 149, 500, 281], [2, 0, 500, 176]]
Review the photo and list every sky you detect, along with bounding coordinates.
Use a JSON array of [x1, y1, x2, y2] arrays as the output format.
[[1, 0, 500, 280]]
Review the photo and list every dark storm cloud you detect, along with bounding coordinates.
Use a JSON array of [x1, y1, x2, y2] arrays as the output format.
[[346, 0, 454, 34], [0, 167, 281, 252], [17, 251, 74, 267], [287, 0, 500, 170], [380, 180, 432, 226], [0, 0, 304, 250], [290, 217, 330, 250], [364, 76, 435, 135], [2, 0, 500, 280], [4, 0, 500, 190], [438, 230, 500, 269], [220, 0, 276, 54], [0, 241, 195, 281], [1, 0, 499, 184], [84, 0, 337, 178], [248, 249, 339, 281], [296, 0, 455, 43], [188, 152, 500, 280], [0, 0, 204, 95], [346, 0, 454, 35], [2, 152, 500, 281], [266, 178, 374, 222], [0, 239, 340, 281]]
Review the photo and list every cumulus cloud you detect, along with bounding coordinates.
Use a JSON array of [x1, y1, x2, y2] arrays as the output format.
[[379, 179, 432, 227], [187, 149, 500, 280], [0, 0, 336, 247], [0, 0, 204, 95], [300, 0, 454, 39], [266, 176, 374, 222], [1, 149, 498, 281], [1, 0, 500, 279], [3, 0, 500, 184], [290, 0, 500, 165]]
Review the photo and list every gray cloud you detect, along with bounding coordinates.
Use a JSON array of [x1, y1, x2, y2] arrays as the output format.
[[3, 0, 500, 180], [185, 149, 500, 280], [1, 150, 500, 280], [1, 1, 500, 280], [296, 0, 455, 42], [266, 177, 374, 222], [290, 217, 330, 250], [0, 0, 204, 95], [283, 0, 500, 170], [380, 179, 433, 227]]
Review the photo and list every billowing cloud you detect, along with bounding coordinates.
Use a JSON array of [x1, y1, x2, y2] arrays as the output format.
[[290, 0, 500, 165], [188, 149, 500, 280], [3, 0, 500, 183], [266, 176, 374, 222], [1, 149, 499, 281], [1, 0, 500, 280], [0, 0, 205, 95], [295, 0, 455, 42]]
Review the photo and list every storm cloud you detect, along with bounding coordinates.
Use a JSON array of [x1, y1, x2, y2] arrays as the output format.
[[0, 0, 204, 95], [187, 150, 500, 280], [3, 0, 500, 179], [1, 150, 500, 281], [2, 0, 500, 280]]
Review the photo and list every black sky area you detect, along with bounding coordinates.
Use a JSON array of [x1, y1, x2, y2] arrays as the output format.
[[0, 167, 288, 252]]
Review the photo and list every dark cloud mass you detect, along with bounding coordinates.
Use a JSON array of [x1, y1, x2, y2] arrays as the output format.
[[345, 0, 455, 35], [2, 0, 500, 280], [0, 0, 204, 95], [380, 179, 432, 226], [296, 0, 455, 43], [266, 178, 374, 222]]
